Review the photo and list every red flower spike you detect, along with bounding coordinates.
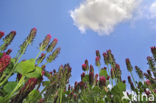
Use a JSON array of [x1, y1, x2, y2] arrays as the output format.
[[99, 76, 106, 87], [90, 65, 94, 73], [125, 58, 133, 72], [81, 72, 85, 80], [89, 72, 94, 85], [103, 52, 109, 65]]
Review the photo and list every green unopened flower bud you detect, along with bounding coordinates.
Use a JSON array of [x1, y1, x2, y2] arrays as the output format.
[[40, 34, 51, 51], [46, 47, 60, 63], [46, 38, 58, 52], [0, 31, 16, 51], [115, 64, 121, 80], [107, 50, 116, 67]]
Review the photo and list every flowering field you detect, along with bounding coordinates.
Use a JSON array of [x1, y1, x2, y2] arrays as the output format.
[[0, 28, 155, 103]]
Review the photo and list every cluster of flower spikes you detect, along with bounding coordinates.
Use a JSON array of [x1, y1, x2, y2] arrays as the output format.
[[0, 28, 62, 103], [125, 46, 156, 96], [40, 64, 72, 103], [11, 78, 38, 103]]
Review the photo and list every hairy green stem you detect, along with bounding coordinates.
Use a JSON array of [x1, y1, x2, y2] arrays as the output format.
[[7, 76, 25, 99]]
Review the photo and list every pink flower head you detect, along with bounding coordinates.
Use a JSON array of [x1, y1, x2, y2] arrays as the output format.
[[41, 53, 45, 57], [96, 56, 100, 62], [82, 64, 87, 71], [47, 34, 52, 39], [54, 38, 58, 42], [145, 80, 151, 86], [99, 76, 106, 86], [32, 27, 37, 31], [11, 31, 16, 35], [42, 70, 45, 76], [95, 74, 98, 79]]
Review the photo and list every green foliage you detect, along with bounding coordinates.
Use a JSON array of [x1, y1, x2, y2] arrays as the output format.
[[15, 59, 35, 75]]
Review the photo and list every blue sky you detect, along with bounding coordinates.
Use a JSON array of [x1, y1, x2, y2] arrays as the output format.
[[0, 0, 156, 85]]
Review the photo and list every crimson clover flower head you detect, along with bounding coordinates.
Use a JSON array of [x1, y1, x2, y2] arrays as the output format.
[[40, 34, 52, 51], [99, 76, 106, 87], [46, 38, 58, 52], [90, 65, 94, 73], [1, 31, 16, 51], [95, 56, 100, 66], [107, 76, 110, 80], [135, 66, 143, 79], [82, 64, 87, 71], [96, 50, 100, 58], [151, 46, 156, 60], [147, 56, 155, 71], [145, 80, 151, 86], [89, 72, 94, 85], [125, 58, 133, 72], [84, 59, 89, 71], [46, 47, 61, 63], [0, 53, 11, 72], [95, 74, 98, 79], [103, 52, 109, 65], [10, 31, 16, 35], [32, 27, 37, 31], [81, 72, 85, 80], [41, 53, 45, 57], [0, 31, 4, 39], [42, 70, 45, 76], [79, 81, 85, 89]]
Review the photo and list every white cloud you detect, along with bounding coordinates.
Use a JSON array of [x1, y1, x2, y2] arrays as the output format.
[[70, 0, 141, 35], [149, 1, 156, 19]]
